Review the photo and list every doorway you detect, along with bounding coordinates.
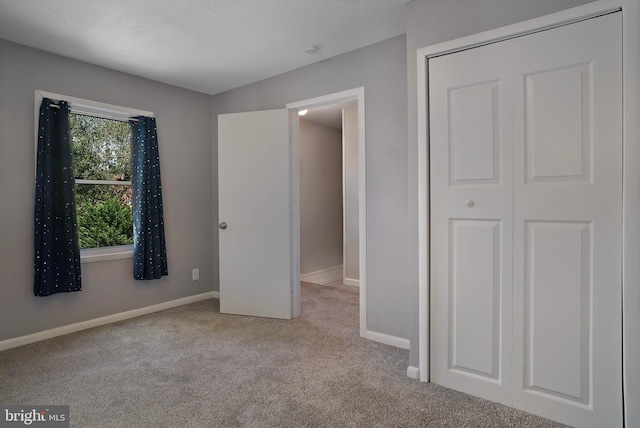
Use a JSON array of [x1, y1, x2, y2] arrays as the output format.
[[217, 89, 368, 337], [297, 100, 359, 288], [287, 87, 367, 336]]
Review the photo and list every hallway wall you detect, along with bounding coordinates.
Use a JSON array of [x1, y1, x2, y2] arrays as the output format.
[[299, 118, 343, 276]]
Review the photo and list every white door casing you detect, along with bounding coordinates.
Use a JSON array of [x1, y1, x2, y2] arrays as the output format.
[[218, 109, 293, 319], [429, 12, 622, 428]]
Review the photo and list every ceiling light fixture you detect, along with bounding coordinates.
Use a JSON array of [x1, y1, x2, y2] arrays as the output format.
[[304, 45, 319, 54], [298, 109, 308, 116]]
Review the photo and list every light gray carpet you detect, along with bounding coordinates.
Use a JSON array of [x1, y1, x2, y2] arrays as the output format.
[[0, 282, 566, 427]]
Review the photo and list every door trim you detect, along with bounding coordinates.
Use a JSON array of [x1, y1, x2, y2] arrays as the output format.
[[286, 87, 368, 337], [416, 1, 640, 426]]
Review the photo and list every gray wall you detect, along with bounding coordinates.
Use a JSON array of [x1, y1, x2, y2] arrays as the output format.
[[0, 0, 605, 355], [405, 0, 598, 366], [212, 35, 409, 339], [0, 39, 213, 342], [299, 118, 343, 275], [343, 102, 359, 282]]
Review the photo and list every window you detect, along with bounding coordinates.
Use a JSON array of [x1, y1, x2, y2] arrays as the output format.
[[35, 90, 155, 262], [70, 113, 133, 250]]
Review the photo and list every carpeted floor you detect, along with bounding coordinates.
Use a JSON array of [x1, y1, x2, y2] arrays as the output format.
[[0, 282, 566, 427]]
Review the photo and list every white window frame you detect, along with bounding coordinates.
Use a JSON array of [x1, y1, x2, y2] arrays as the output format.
[[34, 90, 154, 263]]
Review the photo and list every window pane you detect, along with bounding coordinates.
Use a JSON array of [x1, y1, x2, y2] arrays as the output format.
[[70, 113, 132, 181], [76, 184, 133, 249]]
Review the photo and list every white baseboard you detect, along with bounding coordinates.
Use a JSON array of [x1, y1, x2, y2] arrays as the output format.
[[362, 330, 410, 349], [0, 291, 217, 352], [300, 265, 343, 285], [343, 278, 359, 287], [406, 366, 420, 380]]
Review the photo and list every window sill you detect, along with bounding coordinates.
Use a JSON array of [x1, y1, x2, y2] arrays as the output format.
[[81, 245, 133, 264]]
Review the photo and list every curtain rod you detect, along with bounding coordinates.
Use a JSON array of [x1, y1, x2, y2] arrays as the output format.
[[48, 102, 140, 123]]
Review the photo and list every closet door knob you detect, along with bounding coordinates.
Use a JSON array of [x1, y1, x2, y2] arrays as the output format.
[[465, 199, 474, 207], [219, 222, 228, 230]]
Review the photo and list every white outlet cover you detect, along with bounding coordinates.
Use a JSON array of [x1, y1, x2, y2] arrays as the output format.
[[192, 268, 200, 281]]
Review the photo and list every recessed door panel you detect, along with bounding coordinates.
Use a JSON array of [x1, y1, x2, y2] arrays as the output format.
[[449, 82, 500, 185], [525, 64, 592, 183], [525, 221, 591, 403], [450, 220, 501, 379]]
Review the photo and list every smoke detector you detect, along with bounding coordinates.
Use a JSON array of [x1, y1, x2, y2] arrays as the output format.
[[304, 45, 320, 54]]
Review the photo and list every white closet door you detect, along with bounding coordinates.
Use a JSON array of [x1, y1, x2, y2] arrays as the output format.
[[510, 13, 622, 427], [429, 38, 514, 405], [429, 12, 622, 428]]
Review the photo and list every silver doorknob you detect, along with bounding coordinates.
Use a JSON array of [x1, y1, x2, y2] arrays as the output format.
[[465, 199, 474, 207], [219, 222, 228, 230]]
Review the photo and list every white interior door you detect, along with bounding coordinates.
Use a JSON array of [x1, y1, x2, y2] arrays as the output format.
[[430, 13, 622, 427], [218, 109, 293, 319]]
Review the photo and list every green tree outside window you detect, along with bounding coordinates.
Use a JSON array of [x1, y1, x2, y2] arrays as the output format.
[[70, 113, 134, 249]]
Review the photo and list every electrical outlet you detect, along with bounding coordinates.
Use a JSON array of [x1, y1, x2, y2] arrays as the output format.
[[192, 268, 200, 281]]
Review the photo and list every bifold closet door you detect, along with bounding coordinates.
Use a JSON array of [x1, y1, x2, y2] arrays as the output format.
[[429, 12, 622, 428], [429, 34, 514, 406], [510, 13, 622, 427]]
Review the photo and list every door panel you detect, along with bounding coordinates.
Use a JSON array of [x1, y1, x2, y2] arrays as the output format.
[[218, 109, 293, 319], [430, 12, 622, 427], [511, 13, 622, 427], [525, 64, 592, 183], [430, 42, 513, 405], [524, 221, 591, 403], [449, 219, 501, 380], [449, 82, 501, 185]]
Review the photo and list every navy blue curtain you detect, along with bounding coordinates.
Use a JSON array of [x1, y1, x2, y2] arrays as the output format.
[[132, 116, 168, 280], [34, 98, 82, 296]]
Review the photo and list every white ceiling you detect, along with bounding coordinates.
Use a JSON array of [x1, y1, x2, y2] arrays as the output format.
[[0, 0, 408, 95]]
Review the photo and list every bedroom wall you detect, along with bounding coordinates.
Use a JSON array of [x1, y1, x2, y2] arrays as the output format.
[[212, 35, 409, 341], [404, 0, 598, 367], [0, 39, 213, 342]]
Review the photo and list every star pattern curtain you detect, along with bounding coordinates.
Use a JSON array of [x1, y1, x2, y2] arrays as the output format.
[[34, 98, 82, 296], [131, 116, 168, 280]]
